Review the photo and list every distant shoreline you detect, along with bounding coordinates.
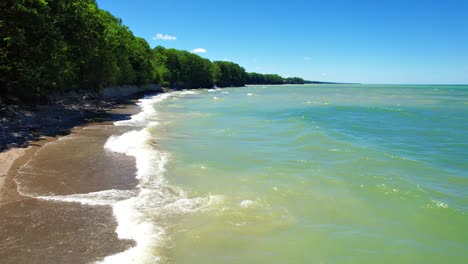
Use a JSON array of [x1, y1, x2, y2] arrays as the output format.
[[246, 82, 362, 85]]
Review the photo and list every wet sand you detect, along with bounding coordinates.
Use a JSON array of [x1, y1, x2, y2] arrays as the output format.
[[0, 103, 144, 263], [0, 199, 134, 264], [0, 147, 28, 204]]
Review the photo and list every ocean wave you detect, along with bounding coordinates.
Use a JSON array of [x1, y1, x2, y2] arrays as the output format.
[[99, 91, 222, 263], [178, 90, 199, 95], [114, 94, 170, 127], [114, 90, 198, 127], [240, 199, 257, 208], [425, 200, 449, 209], [16, 91, 221, 264], [37, 189, 137, 206], [207, 89, 220, 93]]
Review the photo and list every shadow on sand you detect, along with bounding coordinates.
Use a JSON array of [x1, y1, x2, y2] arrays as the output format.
[[0, 93, 156, 153]]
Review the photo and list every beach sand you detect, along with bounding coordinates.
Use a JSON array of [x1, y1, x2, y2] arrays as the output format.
[[1, 136, 61, 205], [0, 102, 144, 263], [0, 147, 27, 204]]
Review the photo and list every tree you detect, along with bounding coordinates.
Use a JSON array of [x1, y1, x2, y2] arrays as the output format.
[[0, 0, 306, 102], [246, 72, 304, 85], [153, 48, 215, 89], [213, 61, 246, 87], [0, 0, 71, 100]]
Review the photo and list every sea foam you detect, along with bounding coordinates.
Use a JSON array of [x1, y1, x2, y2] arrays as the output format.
[[114, 93, 171, 127], [21, 91, 217, 263], [99, 90, 220, 263]]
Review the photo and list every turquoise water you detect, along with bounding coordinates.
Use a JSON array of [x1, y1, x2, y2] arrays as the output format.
[[108, 84, 468, 263]]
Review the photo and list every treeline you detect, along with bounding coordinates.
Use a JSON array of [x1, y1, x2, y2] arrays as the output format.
[[0, 0, 248, 101], [0, 0, 306, 102], [153, 47, 246, 89], [246, 72, 305, 85], [1, 0, 158, 100]]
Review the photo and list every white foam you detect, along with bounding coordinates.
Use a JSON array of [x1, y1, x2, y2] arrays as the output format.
[[99, 90, 223, 263], [113, 91, 196, 127], [431, 200, 448, 208], [114, 94, 163, 127], [161, 195, 224, 214], [178, 90, 198, 95], [101, 196, 166, 264], [240, 199, 256, 208], [21, 91, 222, 263], [37, 189, 137, 206], [100, 116, 169, 263]]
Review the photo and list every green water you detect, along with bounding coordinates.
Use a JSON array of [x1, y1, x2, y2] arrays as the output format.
[[151, 84, 468, 263]]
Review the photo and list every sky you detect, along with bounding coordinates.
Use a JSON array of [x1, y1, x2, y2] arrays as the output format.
[[96, 0, 468, 84]]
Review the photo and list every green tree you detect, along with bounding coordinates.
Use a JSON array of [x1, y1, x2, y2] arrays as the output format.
[[0, 0, 306, 102], [0, 0, 71, 100], [213, 61, 246, 87], [153, 48, 215, 89]]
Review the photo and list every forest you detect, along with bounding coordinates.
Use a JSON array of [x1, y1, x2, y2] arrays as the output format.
[[245, 73, 305, 85], [0, 0, 305, 102]]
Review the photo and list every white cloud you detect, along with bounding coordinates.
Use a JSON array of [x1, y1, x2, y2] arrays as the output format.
[[192, 48, 207, 53], [152, 33, 176, 41]]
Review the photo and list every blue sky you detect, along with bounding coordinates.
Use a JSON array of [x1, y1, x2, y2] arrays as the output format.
[[96, 0, 468, 84]]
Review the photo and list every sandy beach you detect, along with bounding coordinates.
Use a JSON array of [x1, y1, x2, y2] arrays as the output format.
[[1, 135, 63, 205], [0, 147, 27, 204], [0, 97, 149, 263], [0, 97, 143, 202]]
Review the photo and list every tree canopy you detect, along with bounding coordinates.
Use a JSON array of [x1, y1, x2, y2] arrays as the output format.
[[0, 0, 307, 102], [246, 72, 305, 85]]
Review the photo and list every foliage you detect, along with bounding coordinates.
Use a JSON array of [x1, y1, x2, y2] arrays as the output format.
[[0, 0, 306, 102], [1, 0, 70, 99], [153, 48, 247, 89], [284, 77, 305, 84], [0, 0, 156, 100], [154, 47, 214, 89], [246, 72, 305, 85], [213, 61, 246, 87]]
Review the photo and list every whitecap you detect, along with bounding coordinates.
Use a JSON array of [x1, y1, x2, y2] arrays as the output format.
[[240, 199, 256, 208], [99, 91, 223, 263], [14, 90, 223, 264], [114, 93, 170, 127], [431, 200, 448, 208], [177, 90, 198, 95]]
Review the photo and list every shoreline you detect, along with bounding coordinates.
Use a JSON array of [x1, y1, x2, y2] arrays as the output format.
[[0, 147, 27, 204], [0, 139, 52, 205], [0, 90, 160, 205], [0, 92, 150, 263]]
